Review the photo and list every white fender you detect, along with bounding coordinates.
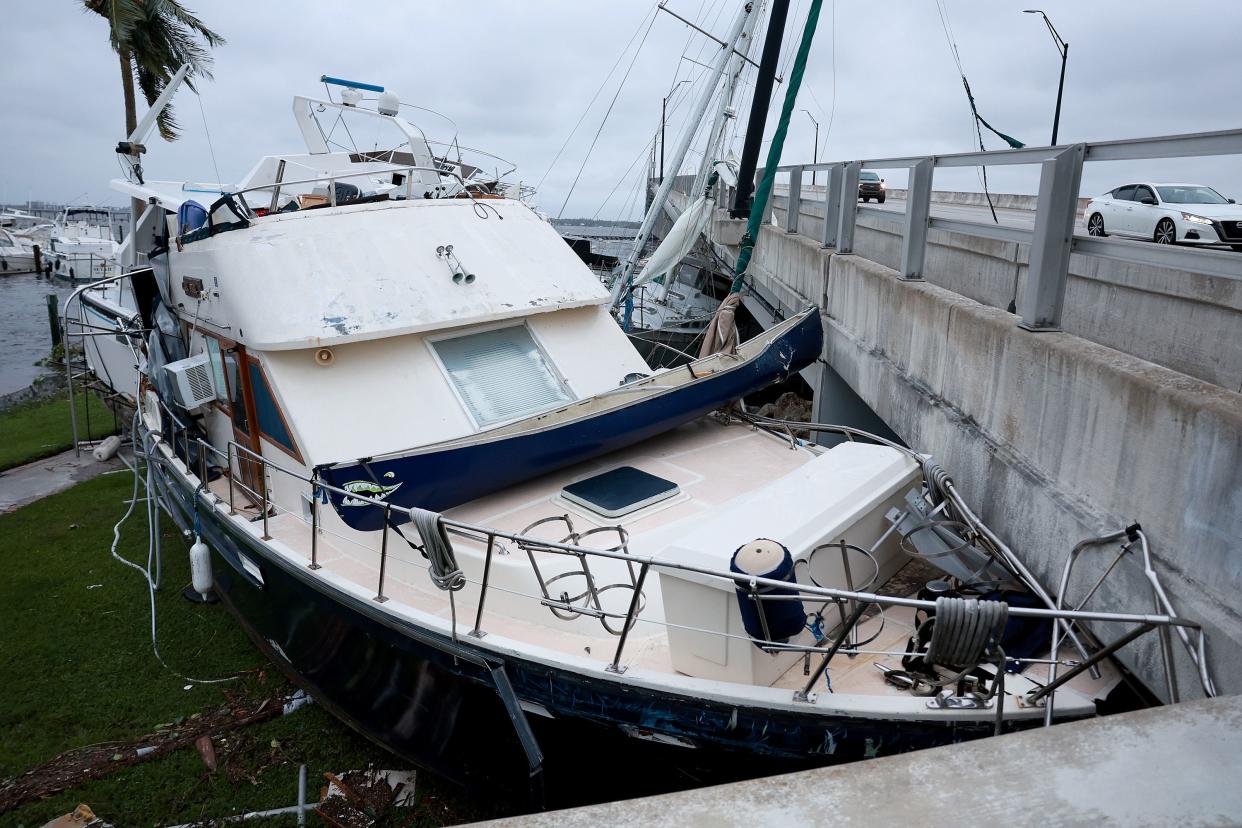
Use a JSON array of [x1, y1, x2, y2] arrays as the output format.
[[92, 434, 122, 462], [189, 536, 213, 597]]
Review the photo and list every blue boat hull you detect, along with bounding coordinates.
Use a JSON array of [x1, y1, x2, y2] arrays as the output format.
[[319, 307, 824, 531]]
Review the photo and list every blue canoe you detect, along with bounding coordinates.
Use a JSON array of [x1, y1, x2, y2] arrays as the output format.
[[318, 307, 823, 531]]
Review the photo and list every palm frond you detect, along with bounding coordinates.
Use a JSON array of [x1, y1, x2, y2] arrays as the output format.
[[87, 0, 225, 142]]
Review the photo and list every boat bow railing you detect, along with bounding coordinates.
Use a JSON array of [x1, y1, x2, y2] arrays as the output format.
[[61, 270, 149, 455], [136, 396, 1216, 714], [227, 164, 476, 215]]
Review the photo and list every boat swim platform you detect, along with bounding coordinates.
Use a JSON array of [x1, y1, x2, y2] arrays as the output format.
[[475, 694, 1242, 826]]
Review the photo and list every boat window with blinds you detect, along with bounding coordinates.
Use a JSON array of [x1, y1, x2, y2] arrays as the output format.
[[433, 324, 571, 426]]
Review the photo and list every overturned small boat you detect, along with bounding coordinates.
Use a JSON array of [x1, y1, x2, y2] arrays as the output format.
[[68, 66, 1215, 810]]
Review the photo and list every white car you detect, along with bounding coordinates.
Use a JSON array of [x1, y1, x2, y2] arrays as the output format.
[[1085, 183, 1242, 251]]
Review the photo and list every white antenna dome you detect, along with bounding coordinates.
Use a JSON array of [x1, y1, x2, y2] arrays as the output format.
[[340, 87, 363, 107], [377, 90, 400, 116]]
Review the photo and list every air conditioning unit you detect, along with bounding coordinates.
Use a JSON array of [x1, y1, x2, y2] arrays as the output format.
[[164, 352, 218, 410]]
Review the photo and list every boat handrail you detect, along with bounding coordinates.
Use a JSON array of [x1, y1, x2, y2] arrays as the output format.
[[144, 396, 1218, 709], [226, 164, 476, 210], [61, 269, 148, 454]]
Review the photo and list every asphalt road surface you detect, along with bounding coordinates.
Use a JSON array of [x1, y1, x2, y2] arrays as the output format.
[[869, 196, 1085, 233]]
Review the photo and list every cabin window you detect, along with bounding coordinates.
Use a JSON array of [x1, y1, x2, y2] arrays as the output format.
[[433, 325, 571, 426], [246, 359, 299, 458]]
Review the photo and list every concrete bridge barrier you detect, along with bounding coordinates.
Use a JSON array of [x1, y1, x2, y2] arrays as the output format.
[[771, 194, 1242, 392]]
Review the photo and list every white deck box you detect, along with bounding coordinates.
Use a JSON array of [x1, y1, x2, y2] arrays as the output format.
[[656, 442, 920, 686]]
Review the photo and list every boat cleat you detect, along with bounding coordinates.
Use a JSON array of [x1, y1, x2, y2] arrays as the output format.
[[926, 690, 992, 710]]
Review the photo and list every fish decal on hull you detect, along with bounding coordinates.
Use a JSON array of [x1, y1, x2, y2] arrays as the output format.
[[340, 473, 402, 507]]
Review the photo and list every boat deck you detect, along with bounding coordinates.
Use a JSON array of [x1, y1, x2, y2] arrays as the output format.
[[204, 417, 1115, 708]]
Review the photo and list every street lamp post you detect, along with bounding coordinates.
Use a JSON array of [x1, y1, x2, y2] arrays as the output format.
[[802, 109, 819, 186], [1024, 9, 1069, 146], [660, 80, 691, 181]]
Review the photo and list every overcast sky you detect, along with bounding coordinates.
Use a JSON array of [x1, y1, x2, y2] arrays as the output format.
[[2, 1, 1240, 218]]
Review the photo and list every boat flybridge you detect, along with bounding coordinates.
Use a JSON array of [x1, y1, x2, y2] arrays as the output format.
[[64, 73, 1215, 806]]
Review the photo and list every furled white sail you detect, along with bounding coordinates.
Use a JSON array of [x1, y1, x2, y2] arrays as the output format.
[[630, 187, 712, 294], [608, 1, 755, 311]]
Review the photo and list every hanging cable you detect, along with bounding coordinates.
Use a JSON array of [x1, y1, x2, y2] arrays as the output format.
[[108, 411, 239, 685], [557, 9, 661, 219], [195, 92, 224, 193], [933, 0, 1024, 225], [537, 4, 659, 193]]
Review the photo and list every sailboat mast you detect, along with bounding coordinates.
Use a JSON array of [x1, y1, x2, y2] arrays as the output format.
[[609, 1, 754, 310], [691, 1, 765, 198], [730, 0, 791, 218]]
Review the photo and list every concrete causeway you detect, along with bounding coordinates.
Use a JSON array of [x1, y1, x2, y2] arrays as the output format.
[[479, 696, 1242, 826]]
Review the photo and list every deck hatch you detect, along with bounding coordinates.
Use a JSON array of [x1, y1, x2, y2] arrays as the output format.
[[561, 466, 680, 518]]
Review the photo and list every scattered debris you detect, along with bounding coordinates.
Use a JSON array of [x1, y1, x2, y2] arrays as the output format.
[[194, 735, 217, 772], [282, 688, 313, 715], [756, 391, 812, 436], [0, 690, 288, 814], [39, 803, 112, 828], [316, 767, 417, 828], [161, 765, 311, 828]]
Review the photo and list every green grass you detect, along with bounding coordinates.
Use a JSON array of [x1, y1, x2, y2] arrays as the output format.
[[0, 473, 485, 826], [0, 390, 118, 471]]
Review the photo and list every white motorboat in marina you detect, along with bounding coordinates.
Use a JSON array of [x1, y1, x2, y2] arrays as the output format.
[[46, 207, 122, 282], [0, 228, 38, 273], [61, 41, 1215, 809], [0, 208, 56, 247]]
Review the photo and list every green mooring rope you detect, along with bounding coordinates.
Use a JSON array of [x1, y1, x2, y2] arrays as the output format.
[[730, 0, 825, 295]]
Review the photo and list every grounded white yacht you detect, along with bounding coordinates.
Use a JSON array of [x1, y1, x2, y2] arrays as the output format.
[[65, 64, 1214, 808]]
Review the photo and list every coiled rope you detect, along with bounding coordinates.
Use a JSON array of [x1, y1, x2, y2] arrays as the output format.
[[924, 596, 1009, 736], [927, 597, 1008, 669], [410, 508, 464, 592]]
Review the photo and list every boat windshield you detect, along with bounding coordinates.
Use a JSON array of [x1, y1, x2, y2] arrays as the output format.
[[1155, 186, 1230, 204]]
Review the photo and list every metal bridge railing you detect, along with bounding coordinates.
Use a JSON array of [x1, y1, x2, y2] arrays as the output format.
[[735, 127, 1242, 332]]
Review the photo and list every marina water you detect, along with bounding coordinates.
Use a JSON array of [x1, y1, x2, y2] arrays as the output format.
[[0, 273, 73, 397]]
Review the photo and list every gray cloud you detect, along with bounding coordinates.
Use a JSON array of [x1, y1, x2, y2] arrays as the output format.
[[2, 1, 1240, 216]]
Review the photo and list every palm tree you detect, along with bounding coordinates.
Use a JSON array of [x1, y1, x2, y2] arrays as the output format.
[[84, 0, 225, 141]]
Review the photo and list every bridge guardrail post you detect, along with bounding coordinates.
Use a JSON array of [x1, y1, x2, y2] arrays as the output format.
[[758, 167, 775, 226], [821, 164, 843, 248], [837, 162, 861, 254], [900, 157, 934, 280], [785, 166, 803, 234], [1018, 143, 1085, 331]]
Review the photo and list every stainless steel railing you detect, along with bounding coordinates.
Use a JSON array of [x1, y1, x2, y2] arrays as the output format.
[[60, 270, 146, 455], [225, 164, 475, 213], [133, 398, 1217, 712]]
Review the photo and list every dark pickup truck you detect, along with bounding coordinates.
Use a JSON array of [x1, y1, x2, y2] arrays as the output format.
[[859, 171, 886, 203]]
